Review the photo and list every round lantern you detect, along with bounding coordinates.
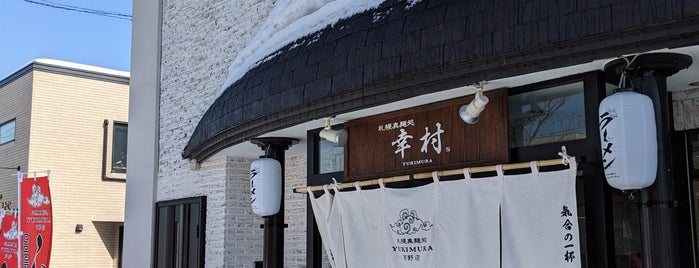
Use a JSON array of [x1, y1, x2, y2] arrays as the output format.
[[598, 90, 657, 190], [250, 158, 282, 216]]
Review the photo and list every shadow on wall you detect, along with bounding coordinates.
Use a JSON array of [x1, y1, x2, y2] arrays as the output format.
[[93, 221, 122, 260]]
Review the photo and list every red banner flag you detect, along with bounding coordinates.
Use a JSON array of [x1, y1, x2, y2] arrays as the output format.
[[0, 211, 19, 268], [21, 176, 52, 268]]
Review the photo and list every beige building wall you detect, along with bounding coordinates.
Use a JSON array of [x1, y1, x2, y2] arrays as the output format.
[[1, 62, 128, 268], [0, 71, 32, 206]]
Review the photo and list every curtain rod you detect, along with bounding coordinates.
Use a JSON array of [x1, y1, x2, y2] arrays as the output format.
[[294, 157, 575, 194], [17, 170, 51, 177]]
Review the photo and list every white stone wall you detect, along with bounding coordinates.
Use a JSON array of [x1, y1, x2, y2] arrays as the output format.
[[158, 1, 317, 267], [284, 154, 309, 267], [158, 0, 277, 189], [673, 88, 699, 131], [224, 156, 263, 267], [159, 0, 275, 186]]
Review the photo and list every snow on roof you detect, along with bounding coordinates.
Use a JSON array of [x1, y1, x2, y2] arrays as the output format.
[[218, 0, 418, 97], [33, 58, 130, 78]]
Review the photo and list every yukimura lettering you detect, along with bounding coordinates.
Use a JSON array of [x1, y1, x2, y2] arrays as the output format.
[[390, 122, 448, 161], [393, 237, 433, 253], [392, 129, 413, 159], [392, 245, 434, 253]]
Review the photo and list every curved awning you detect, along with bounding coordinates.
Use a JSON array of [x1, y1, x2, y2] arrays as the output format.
[[183, 0, 699, 162]]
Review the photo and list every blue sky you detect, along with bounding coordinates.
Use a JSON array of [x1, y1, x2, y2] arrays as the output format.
[[0, 0, 132, 78]]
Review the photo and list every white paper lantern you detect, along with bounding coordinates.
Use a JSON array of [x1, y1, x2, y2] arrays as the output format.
[[599, 91, 657, 190], [250, 158, 282, 216]]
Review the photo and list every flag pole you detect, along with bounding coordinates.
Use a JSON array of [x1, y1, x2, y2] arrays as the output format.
[[16, 166, 21, 268]]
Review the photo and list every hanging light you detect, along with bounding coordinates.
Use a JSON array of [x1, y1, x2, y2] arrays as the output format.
[[319, 117, 347, 146], [250, 157, 282, 216], [459, 81, 489, 124], [599, 88, 657, 190]]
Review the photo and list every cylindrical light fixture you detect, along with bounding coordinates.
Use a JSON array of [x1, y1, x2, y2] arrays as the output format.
[[319, 118, 347, 146], [459, 81, 489, 124]]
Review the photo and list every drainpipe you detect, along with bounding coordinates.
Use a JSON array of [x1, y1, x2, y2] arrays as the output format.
[[605, 52, 692, 268], [251, 137, 299, 268]]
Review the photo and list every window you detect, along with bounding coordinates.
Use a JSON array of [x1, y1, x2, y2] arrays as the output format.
[[154, 197, 206, 268], [103, 120, 127, 180], [318, 138, 344, 174], [307, 125, 345, 187], [686, 132, 699, 263], [612, 193, 642, 267], [508, 82, 586, 148], [0, 119, 15, 145], [111, 123, 128, 173]]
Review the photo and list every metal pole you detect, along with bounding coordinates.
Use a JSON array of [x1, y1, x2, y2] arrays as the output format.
[[633, 71, 678, 268], [16, 168, 21, 268], [251, 137, 298, 268], [619, 53, 691, 268]]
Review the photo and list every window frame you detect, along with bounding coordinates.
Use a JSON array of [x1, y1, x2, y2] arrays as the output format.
[[676, 130, 699, 266], [102, 119, 127, 180], [508, 80, 587, 148], [307, 125, 345, 187], [0, 118, 16, 145], [111, 121, 128, 173], [153, 196, 206, 268]]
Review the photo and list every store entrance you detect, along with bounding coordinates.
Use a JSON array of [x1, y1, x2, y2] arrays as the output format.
[[685, 131, 699, 266], [612, 193, 642, 268]]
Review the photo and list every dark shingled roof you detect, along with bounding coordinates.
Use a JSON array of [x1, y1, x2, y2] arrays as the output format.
[[184, 0, 699, 162]]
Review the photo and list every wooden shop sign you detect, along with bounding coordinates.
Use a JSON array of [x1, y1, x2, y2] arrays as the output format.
[[343, 88, 509, 181]]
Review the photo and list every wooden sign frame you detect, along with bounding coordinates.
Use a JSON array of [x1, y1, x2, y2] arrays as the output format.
[[343, 88, 510, 182]]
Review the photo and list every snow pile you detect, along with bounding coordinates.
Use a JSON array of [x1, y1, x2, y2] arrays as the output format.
[[218, 0, 422, 97]]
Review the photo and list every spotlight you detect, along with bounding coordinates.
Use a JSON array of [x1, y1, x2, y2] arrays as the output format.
[[319, 118, 347, 146], [459, 81, 489, 124]]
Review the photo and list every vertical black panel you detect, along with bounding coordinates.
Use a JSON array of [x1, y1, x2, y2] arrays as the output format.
[[673, 131, 694, 267], [118, 226, 123, 268], [582, 71, 616, 268], [155, 206, 175, 268], [154, 197, 206, 268], [188, 202, 201, 268]]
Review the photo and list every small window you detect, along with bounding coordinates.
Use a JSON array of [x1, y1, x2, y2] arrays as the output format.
[[308, 125, 345, 187], [0, 119, 16, 145], [155, 197, 206, 268], [318, 138, 344, 174], [509, 82, 586, 148], [111, 123, 128, 173], [103, 120, 127, 180]]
